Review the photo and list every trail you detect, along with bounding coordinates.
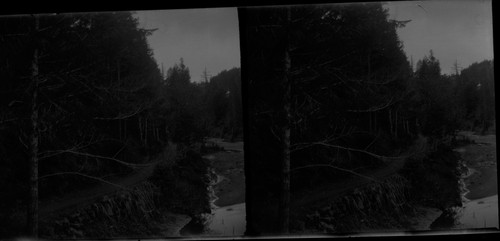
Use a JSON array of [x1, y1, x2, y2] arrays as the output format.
[[39, 163, 157, 220], [291, 135, 428, 213]]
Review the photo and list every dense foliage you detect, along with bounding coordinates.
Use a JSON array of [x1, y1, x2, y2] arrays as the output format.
[[0, 12, 241, 237], [456, 60, 495, 133]]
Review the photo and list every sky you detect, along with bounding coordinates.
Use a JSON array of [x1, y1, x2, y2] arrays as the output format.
[[384, 0, 493, 75], [132, 1, 493, 80], [134, 8, 240, 83]]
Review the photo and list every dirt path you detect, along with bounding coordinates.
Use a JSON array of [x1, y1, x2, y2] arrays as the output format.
[[39, 164, 157, 220], [291, 135, 427, 211]]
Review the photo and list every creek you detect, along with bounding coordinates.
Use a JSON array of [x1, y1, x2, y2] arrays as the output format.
[[179, 155, 246, 236], [430, 145, 498, 230]]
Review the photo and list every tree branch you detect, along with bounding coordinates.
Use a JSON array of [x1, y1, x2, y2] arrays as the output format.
[[0, 118, 18, 125], [291, 164, 382, 183], [38, 171, 133, 191], [291, 141, 406, 162], [347, 96, 394, 113], [39, 149, 161, 169], [94, 106, 143, 120]]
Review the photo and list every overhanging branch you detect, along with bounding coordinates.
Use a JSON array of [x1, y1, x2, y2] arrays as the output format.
[[39, 149, 161, 169], [38, 171, 133, 191], [291, 164, 382, 183], [94, 106, 143, 120], [291, 141, 406, 162], [347, 96, 394, 113]]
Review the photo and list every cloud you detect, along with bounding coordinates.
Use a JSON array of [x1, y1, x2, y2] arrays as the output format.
[[386, 0, 493, 74], [134, 8, 240, 82]]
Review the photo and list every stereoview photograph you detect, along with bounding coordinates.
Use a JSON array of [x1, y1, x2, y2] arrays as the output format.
[[0, 0, 496, 239]]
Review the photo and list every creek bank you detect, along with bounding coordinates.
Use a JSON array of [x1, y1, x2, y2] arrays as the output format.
[[38, 182, 192, 239], [291, 142, 463, 233], [180, 139, 246, 236], [292, 174, 415, 233], [38, 147, 212, 239], [430, 132, 497, 230]]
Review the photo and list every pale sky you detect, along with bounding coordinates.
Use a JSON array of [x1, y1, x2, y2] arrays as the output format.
[[385, 0, 493, 75], [133, 2, 493, 80], [134, 8, 240, 83]]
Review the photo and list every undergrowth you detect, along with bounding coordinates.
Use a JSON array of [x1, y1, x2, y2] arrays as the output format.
[[39, 145, 211, 239]]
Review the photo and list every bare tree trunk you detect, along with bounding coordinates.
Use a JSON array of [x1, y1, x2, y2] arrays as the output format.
[[403, 119, 406, 135], [27, 15, 39, 238], [369, 112, 372, 133], [139, 117, 143, 142], [389, 109, 393, 136], [406, 120, 410, 135], [395, 109, 398, 138], [124, 119, 127, 140], [145, 117, 148, 147], [152, 123, 156, 141], [415, 118, 420, 134], [119, 119, 122, 140], [279, 7, 291, 234], [116, 59, 120, 83], [165, 120, 169, 140]]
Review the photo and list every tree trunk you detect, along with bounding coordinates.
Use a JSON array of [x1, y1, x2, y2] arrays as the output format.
[[395, 109, 398, 138], [116, 59, 120, 83], [144, 117, 148, 146], [139, 117, 143, 142], [124, 119, 127, 140], [27, 15, 39, 238], [389, 109, 393, 136], [406, 120, 410, 135], [369, 112, 372, 133], [279, 7, 291, 234], [119, 119, 122, 140]]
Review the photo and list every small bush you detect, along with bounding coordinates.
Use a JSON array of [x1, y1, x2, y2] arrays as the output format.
[[148, 148, 211, 215]]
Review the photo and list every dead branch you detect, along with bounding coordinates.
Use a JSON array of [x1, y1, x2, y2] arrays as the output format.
[[39, 148, 160, 169], [291, 141, 407, 162], [38, 171, 133, 191], [291, 164, 382, 183], [94, 106, 143, 120], [364, 132, 380, 151], [0, 118, 18, 125], [347, 96, 394, 113]]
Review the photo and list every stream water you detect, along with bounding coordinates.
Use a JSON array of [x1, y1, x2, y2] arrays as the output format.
[[205, 202, 246, 236], [450, 161, 498, 229], [430, 150, 498, 230], [179, 161, 246, 236], [455, 194, 498, 229]]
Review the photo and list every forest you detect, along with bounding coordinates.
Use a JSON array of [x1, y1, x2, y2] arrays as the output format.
[[239, 3, 495, 234], [0, 2, 496, 239], [0, 12, 242, 238]]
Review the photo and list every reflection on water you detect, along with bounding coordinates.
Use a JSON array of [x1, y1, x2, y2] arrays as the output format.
[[179, 203, 246, 236], [430, 155, 498, 230], [207, 202, 246, 236], [430, 195, 498, 230], [456, 195, 498, 229]]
